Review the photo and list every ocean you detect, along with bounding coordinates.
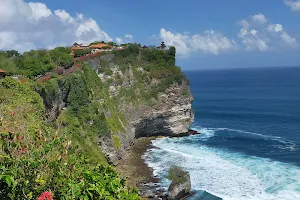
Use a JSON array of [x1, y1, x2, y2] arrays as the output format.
[[143, 66, 300, 200]]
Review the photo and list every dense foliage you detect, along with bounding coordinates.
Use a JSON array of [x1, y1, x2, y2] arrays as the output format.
[[0, 47, 73, 77], [109, 44, 188, 101], [89, 41, 106, 45], [73, 49, 91, 57], [0, 43, 189, 199], [49, 47, 73, 69], [0, 78, 139, 199]]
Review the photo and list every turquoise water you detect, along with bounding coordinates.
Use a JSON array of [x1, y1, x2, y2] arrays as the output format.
[[144, 67, 300, 200]]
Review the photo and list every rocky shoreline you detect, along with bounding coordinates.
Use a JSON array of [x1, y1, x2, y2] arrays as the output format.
[[116, 137, 167, 199], [116, 129, 201, 200]]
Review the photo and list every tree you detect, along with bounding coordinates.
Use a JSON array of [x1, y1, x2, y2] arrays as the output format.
[[6, 50, 21, 58], [0, 55, 17, 75], [165, 46, 176, 66], [67, 73, 90, 113], [73, 49, 91, 57], [50, 47, 73, 69], [90, 41, 106, 45], [107, 42, 117, 47]]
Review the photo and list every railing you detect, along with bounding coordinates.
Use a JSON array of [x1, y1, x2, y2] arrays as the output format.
[[38, 74, 52, 83]]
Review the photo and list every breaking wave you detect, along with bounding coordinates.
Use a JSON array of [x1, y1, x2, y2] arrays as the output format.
[[144, 128, 300, 200]]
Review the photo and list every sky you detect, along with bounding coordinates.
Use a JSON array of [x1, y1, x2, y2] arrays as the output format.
[[0, 0, 300, 70]]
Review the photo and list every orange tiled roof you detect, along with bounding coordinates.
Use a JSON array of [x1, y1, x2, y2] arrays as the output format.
[[0, 69, 6, 73], [89, 43, 111, 49], [71, 46, 85, 50]]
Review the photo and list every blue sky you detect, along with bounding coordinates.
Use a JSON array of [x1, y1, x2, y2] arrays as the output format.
[[1, 0, 300, 69]]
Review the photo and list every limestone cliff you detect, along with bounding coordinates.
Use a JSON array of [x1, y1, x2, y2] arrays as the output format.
[[99, 82, 194, 164], [88, 50, 194, 164], [36, 45, 194, 165]]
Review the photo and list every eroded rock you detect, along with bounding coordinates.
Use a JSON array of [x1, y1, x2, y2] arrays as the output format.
[[168, 167, 191, 200]]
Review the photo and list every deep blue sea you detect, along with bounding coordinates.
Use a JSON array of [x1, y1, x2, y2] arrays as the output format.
[[144, 66, 300, 200]]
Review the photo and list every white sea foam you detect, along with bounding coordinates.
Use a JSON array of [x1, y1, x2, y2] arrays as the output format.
[[192, 125, 281, 140], [190, 125, 299, 151], [189, 127, 215, 140], [144, 137, 300, 200]]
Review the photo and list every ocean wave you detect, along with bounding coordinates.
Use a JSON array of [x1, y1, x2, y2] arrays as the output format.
[[191, 125, 281, 139], [144, 137, 300, 200], [189, 127, 215, 140], [190, 125, 299, 151]]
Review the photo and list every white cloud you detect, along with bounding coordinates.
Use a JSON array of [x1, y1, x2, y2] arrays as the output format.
[[115, 37, 123, 44], [76, 13, 84, 20], [238, 28, 269, 51], [237, 14, 297, 51], [125, 34, 133, 40], [115, 34, 134, 44], [190, 30, 237, 55], [251, 13, 268, 24], [284, 0, 300, 11], [238, 19, 250, 29], [268, 24, 283, 32], [281, 32, 297, 46], [159, 28, 236, 57], [250, 29, 258, 36], [0, 0, 112, 52], [54, 9, 74, 24], [159, 28, 191, 56], [28, 2, 52, 21], [267, 24, 297, 47]]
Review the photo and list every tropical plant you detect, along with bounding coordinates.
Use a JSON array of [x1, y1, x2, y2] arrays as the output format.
[[0, 78, 140, 200]]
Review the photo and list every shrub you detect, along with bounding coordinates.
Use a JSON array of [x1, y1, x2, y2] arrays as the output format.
[[0, 55, 18, 75], [113, 135, 122, 149], [104, 68, 113, 76], [67, 73, 90, 113], [73, 49, 91, 57], [0, 77, 140, 200], [50, 47, 73, 69]]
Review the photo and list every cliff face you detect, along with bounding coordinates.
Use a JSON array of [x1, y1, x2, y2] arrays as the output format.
[[130, 85, 194, 138], [100, 84, 194, 164], [90, 52, 194, 164], [37, 46, 194, 164]]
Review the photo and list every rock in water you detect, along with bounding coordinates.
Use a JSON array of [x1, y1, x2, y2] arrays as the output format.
[[168, 166, 191, 200]]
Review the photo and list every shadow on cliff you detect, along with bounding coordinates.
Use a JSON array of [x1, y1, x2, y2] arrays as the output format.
[[135, 115, 174, 138]]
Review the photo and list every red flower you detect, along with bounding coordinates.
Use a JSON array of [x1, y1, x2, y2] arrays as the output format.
[[9, 111, 15, 116], [17, 136, 23, 141], [21, 145, 26, 153], [38, 191, 53, 200]]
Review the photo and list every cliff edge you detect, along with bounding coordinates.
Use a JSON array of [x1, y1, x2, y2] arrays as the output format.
[[0, 44, 194, 199], [36, 44, 194, 164]]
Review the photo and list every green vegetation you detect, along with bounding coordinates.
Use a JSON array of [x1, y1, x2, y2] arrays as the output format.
[[34, 78, 60, 108], [108, 44, 188, 102], [112, 135, 122, 149], [38, 65, 126, 164], [73, 49, 91, 57], [49, 47, 73, 69], [0, 78, 139, 199], [0, 42, 188, 200], [0, 47, 73, 77], [168, 166, 189, 184], [107, 42, 117, 47], [90, 41, 106, 45], [0, 54, 19, 75], [98, 67, 113, 76]]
